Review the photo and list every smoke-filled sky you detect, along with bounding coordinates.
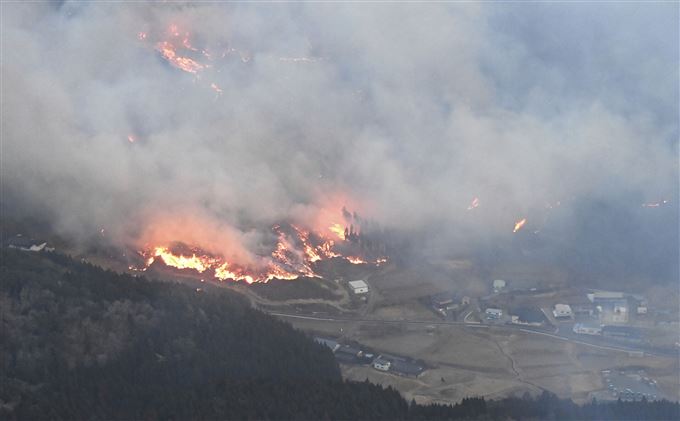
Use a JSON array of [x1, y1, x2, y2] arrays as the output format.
[[2, 2, 678, 280]]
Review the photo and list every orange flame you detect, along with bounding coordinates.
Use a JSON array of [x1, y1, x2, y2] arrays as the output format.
[[138, 219, 386, 283], [149, 246, 218, 273], [467, 197, 480, 210], [513, 218, 527, 233], [155, 41, 205, 74], [346, 256, 367, 265], [329, 223, 345, 239], [135, 198, 386, 282]]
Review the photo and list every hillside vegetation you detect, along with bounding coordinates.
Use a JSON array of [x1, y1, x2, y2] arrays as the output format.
[[1, 249, 677, 420]]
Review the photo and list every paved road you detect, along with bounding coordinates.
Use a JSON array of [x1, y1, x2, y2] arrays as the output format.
[[267, 311, 678, 358]]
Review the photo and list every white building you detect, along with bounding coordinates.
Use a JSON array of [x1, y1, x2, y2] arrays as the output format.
[[636, 299, 648, 315], [553, 304, 573, 319], [485, 308, 503, 319], [587, 291, 624, 302], [599, 300, 629, 324], [348, 280, 369, 294], [492, 279, 506, 292], [373, 358, 391, 371], [573, 323, 602, 336]]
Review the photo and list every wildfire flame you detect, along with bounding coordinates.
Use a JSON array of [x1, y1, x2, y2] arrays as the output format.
[[328, 223, 345, 239], [138, 219, 387, 283], [155, 40, 205, 74], [139, 23, 248, 100], [149, 246, 217, 273], [513, 218, 527, 233]]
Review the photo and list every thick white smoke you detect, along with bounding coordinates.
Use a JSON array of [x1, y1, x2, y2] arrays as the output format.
[[2, 2, 678, 280]]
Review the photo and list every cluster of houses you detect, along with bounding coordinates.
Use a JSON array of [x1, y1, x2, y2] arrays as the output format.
[[558, 291, 648, 323], [315, 337, 425, 378], [429, 291, 470, 318], [483, 307, 547, 326], [572, 323, 642, 340], [478, 281, 648, 345], [565, 291, 647, 343]]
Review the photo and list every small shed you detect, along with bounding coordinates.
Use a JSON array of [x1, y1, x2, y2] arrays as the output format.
[[493, 279, 506, 292], [511, 308, 545, 326], [390, 359, 425, 377], [372, 358, 391, 372], [485, 308, 503, 319], [348, 280, 369, 294], [553, 304, 573, 318], [602, 325, 642, 342], [573, 323, 602, 336]]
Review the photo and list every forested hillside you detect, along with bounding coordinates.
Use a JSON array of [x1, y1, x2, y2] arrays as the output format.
[[1, 249, 678, 420]]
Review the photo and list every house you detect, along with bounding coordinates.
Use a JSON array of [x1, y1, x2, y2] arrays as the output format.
[[636, 300, 648, 315], [485, 308, 503, 319], [431, 292, 455, 307], [572, 304, 597, 317], [372, 357, 391, 371], [511, 308, 545, 326], [390, 359, 425, 377], [602, 326, 642, 343], [573, 323, 602, 336], [492, 279, 506, 292], [378, 354, 425, 377], [430, 292, 459, 311], [599, 299, 629, 324], [553, 304, 573, 319], [334, 345, 363, 363], [348, 280, 369, 294], [588, 291, 625, 303]]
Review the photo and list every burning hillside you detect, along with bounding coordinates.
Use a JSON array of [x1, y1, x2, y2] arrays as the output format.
[[133, 210, 388, 283], [137, 22, 249, 96]]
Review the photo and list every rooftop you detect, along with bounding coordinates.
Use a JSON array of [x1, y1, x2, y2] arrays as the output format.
[[348, 280, 368, 289], [390, 360, 425, 376], [512, 308, 545, 324], [588, 291, 625, 302]]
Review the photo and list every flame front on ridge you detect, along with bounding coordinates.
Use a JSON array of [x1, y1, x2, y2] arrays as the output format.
[[139, 221, 387, 283]]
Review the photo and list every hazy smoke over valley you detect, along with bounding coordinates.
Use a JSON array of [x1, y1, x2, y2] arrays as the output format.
[[2, 2, 678, 283]]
